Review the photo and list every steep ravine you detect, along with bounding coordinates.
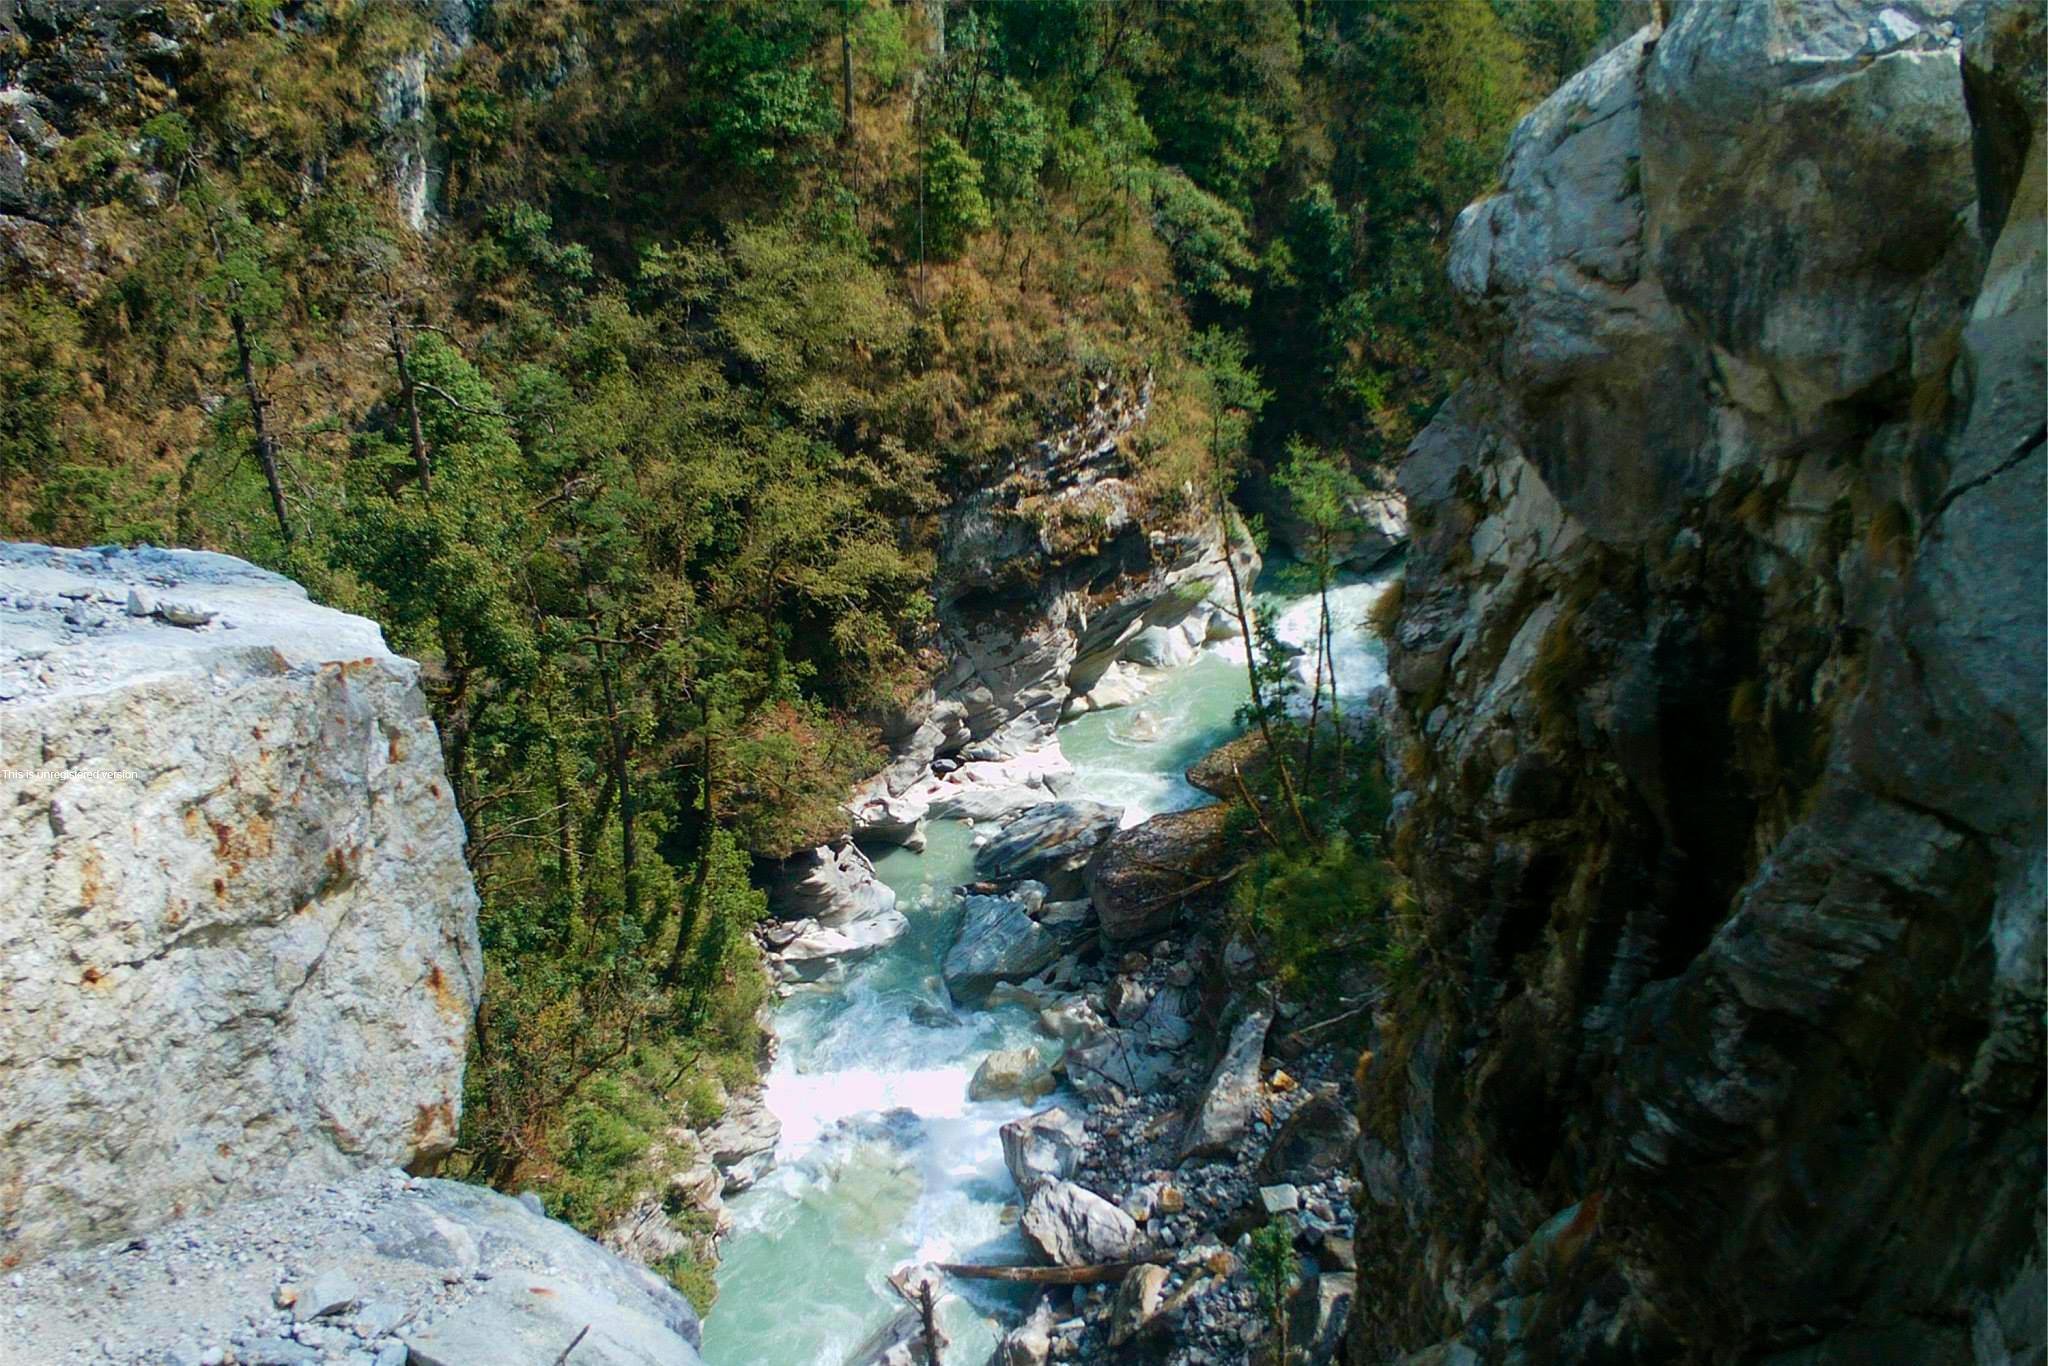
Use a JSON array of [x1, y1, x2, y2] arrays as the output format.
[[706, 575, 1396, 1365]]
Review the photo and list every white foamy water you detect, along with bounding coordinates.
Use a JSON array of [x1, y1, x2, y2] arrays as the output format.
[[701, 566, 1398, 1364]]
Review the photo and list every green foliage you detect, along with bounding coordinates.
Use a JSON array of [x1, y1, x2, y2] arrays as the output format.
[[1246, 1217, 1301, 1357], [923, 132, 992, 258], [0, 0, 1560, 1275]]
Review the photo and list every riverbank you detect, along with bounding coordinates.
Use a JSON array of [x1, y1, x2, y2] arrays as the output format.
[[703, 571, 1396, 1365]]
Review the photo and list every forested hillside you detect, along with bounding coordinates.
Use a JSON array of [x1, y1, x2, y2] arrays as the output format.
[[0, 0, 1614, 1300]]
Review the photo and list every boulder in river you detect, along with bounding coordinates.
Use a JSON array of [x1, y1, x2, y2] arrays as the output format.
[[973, 800, 1123, 897], [970, 1047, 1056, 1102], [1086, 802, 1233, 941], [769, 910, 910, 984], [1000, 1106, 1086, 1196], [766, 840, 896, 927], [1020, 1180, 1147, 1266], [1178, 1010, 1272, 1161], [942, 887, 1061, 1002]]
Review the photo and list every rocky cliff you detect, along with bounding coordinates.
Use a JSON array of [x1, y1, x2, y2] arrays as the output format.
[[0, 544, 483, 1264], [1362, 2, 2044, 1362], [0, 543, 709, 1364]]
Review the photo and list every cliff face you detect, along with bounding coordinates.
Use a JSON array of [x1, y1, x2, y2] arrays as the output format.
[[1362, 2, 2044, 1362], [0, 544, 482, 1264], [851, 379, 1256, 847]]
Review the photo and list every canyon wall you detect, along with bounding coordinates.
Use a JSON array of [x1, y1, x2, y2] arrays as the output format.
[[1362, 1, 2044, 1361]]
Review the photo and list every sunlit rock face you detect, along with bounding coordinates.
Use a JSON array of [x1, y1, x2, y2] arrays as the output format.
[[0, 543, 481, 1263], [1361, 2, 2045, 1361]]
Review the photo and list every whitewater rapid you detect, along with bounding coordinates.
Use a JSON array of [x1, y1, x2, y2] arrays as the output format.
[[700, 570, 1395, 1365]]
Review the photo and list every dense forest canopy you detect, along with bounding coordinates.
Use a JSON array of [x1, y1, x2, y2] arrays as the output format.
[[0, 0, 1621, 1304]]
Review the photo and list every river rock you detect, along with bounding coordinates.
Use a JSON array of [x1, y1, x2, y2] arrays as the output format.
[[1038, 995, 1110, 1049], [701, 1092, 781, 1194], [996, 1297, 1057, 1366], [974, 800, 1124, 897], [1108, 1263, 1170, 1347], [970, 1047, 1056, 1102], [1020, 1181, 1146, 1267], [1086, 802, 1233, 941], [1001, 1106, 1086, 1196], [1120, 624, 1195, 669], [1258, 1089, 1359, 1184], [770, 910, 910, 984], [0, 544, 481, 1262], [1064, 1029, 1174, 1103], [767, 840, 896, 927], [942, 886, 1061, 1002], [1178, 1010, 1271, 1161]]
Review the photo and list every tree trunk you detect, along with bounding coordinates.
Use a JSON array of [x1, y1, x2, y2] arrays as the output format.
[[389, 309, 433, 495], [840, 0, 855, 143], [227, 307, 291, 548]]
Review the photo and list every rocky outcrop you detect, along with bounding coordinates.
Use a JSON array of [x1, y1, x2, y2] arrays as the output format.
[[853, 380, 1257, 846], [1250, 476, 1409, 571], [973, 800, 1124, 897], [942, 883, 1062, 1002], [0, 544, 482, 1264], [1361, 3, 2046, 1361], [5, 1170, 703, 1366], [765, 839, 897, 925]]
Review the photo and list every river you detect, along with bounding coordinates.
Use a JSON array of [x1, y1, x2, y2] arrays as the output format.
[[700, 574, 1394, 1365]]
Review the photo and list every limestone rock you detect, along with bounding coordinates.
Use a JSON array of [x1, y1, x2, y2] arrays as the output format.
[[942, 887, 1061, 1002], [700, 1091, 781, 1195], [768, 910, 910, 984], [1178, 1010, 1271, 1161], [0, 544, 481, 1262], [973, 800, 1123, 896], [1000, 1106, 1086, 1196], [970, 1047, 1056, 1103], [1020, 1181, 1146, 1266], [766, 840, 896, 927]]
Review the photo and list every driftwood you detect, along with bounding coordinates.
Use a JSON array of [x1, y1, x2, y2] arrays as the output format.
[[935, 1256, 1170, 1285]]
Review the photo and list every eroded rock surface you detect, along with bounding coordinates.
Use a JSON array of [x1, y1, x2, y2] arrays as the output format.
[[0, 544, 482, 1263], [1361, 3, 2046, 1360]]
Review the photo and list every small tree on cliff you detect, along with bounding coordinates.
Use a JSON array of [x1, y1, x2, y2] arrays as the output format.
[[1193, 327, 1311, 843]]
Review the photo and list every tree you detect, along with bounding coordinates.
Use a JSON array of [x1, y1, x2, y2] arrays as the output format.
[[1276, 440, 1365, 776]]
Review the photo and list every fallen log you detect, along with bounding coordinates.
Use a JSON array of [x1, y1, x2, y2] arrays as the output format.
[[935, 1256, 1170, 1285]]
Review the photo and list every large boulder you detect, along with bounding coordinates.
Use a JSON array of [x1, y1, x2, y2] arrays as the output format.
[[1085, 802, 1234, 941], [1258, 1090, 1360, 1185], [1000, 1106, 1087, 1196], [766, 840, 896, 926], [1178, 1010, 1271, 1162], [973, 800, 1124, 896], [941, 885, 1060, 1002], [1020, 1181, 1147, 1267], [969, 1047, 1056, 1103], [767, 910, 909, 984], [0, 545, 481, 1262]]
